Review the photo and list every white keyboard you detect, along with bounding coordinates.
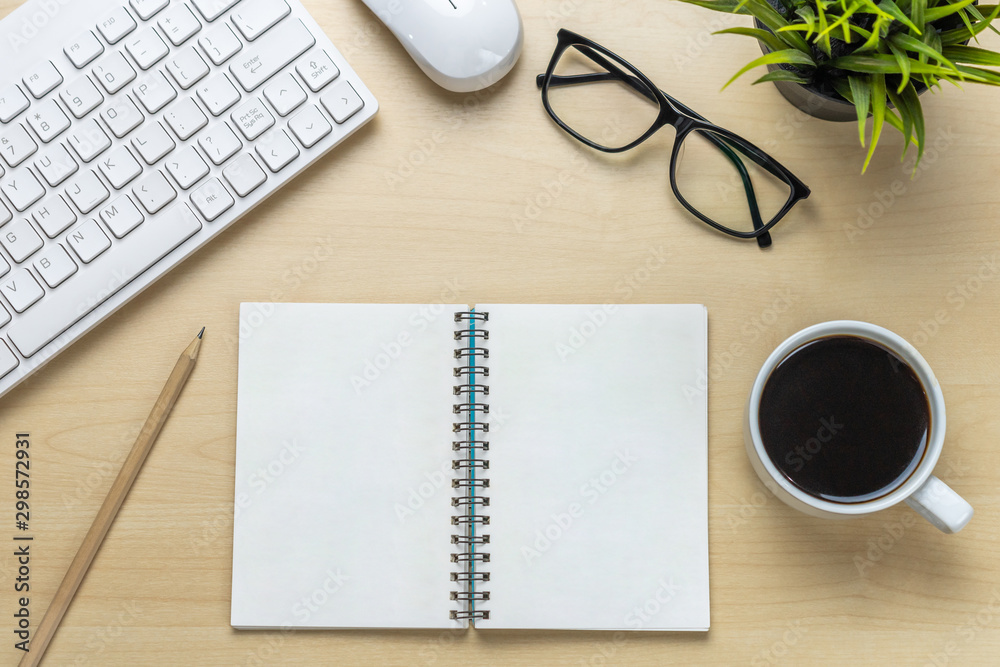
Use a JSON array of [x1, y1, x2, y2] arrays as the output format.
[[0, 0, 377, 398]]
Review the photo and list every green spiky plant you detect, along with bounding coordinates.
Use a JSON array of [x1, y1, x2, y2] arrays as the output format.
[[677, 0, 1000, 171]]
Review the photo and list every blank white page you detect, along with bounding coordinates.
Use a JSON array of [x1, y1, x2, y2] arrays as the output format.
[[480, 304, 709, 631], [232, 303, 462, 629]]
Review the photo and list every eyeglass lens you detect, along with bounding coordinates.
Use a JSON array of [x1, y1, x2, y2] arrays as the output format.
[[546, 43, 794, 235], [546, 45, 659, 150], [673, 130, 794, 234]]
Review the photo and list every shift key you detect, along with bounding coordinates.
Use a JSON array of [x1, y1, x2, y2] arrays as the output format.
[[229, 19, 315, 91], [8, 203, 201, 357]]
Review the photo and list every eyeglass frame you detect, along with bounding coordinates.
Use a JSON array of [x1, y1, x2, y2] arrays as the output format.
[[536, 29, 811, 248]]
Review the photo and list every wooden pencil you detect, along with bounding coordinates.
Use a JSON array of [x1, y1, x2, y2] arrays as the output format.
[[19, 328, 205, 667]]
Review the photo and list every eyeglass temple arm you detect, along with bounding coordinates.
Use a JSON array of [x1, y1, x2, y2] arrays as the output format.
[[535, 70, 787, 184], [536, 71, 771, 244]]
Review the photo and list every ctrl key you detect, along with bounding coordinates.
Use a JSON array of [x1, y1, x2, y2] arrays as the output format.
[[0, 339, 19, 379], [223, 154, 266, 197]]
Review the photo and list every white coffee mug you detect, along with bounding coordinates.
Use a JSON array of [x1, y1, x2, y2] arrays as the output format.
[[744, 320, 973, 533]]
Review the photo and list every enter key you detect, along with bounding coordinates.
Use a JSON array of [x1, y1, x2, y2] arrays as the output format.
[[229, 18, 315, 92]]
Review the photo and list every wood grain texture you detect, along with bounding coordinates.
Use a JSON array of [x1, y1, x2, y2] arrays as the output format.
[[17, 332, 202, 667], [0, 0, 998, 665]]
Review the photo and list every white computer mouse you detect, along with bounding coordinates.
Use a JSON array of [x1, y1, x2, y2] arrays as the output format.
[[360, 0, 523, 93]]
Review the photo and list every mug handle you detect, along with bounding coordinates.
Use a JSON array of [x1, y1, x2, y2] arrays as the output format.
[[904, 475, 974, 534]]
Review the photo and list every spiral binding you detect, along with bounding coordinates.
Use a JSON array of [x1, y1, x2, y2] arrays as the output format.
[[450, 310, 490, 623]]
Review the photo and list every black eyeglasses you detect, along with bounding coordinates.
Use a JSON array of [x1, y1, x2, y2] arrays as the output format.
[[537, 29, 811, 248]]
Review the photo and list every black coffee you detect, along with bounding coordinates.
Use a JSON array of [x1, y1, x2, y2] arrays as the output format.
[[758, 335, 930, 502]]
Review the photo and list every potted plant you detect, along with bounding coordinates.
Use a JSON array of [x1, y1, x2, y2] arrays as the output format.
[[677, 0, 1000, 171]]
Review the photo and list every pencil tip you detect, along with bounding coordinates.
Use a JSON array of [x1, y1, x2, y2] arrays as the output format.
[[198, 327, 205, 339]]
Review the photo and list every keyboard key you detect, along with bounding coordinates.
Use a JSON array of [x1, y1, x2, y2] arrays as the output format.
[[67, 119, 111, 163], [25, 99, 71, 143], [229, 19, 315, 92], [101, 98, 144, 138], [65, 170, 109, 214], [190, 178, 234, 221], [64, 30, 105, 69], [67, 219, 111, 263], [232, 0, 290, 41], [231, 98, 273, 140], [191, 0, 241, 22], [164, 98, 208, 140], [97, 6, 137, 44], [197, 74, 241, 116], [1, 219, 43, 263], [0, 255, 8, 278], [199, 23, 242, 66], [133, 170, 176, 214], [3, 170, 45, 212], [288, 105, 331, 148], [256, 129, 299, 172], [126, 27, 170, 70], [100, 195, 145, 238], [158, 4, 202, 45], [34, 244, 77, 288], [296, 50, 339, 92], [0, 125, 38, 168], [322, 80, 364, 124], [264, 73, 306, 116], [130, 0, 169, 21], [166, 146, 209, 189], [35, 145, 79, 187], [61, 76, 105, 119], [33, 195, 77, 238], [134, 72, 177, 114], [0, 202, 10, 227], [0, 85, 30, 123], [0, 269, 43, 313], [0, 341, 16, 378], [93, 52, 137, 95], [166, 47, 210, 90], [98, 145, 143, 189], [8, 203, 202, 357], [131, 121, 175, 164], [198, 122, 242, 165], [23, 61, 63, 99], [223, 153, 266, 196]]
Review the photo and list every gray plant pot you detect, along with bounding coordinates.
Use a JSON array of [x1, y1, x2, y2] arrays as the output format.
[[753, 22, 857, 122], [760, 62, 858, 122]]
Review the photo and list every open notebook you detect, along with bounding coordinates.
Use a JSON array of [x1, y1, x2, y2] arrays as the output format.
[[231, 303, 709, 631]]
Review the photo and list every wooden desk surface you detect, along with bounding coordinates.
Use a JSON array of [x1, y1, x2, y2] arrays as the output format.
[[1, 0, 999, 664]]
